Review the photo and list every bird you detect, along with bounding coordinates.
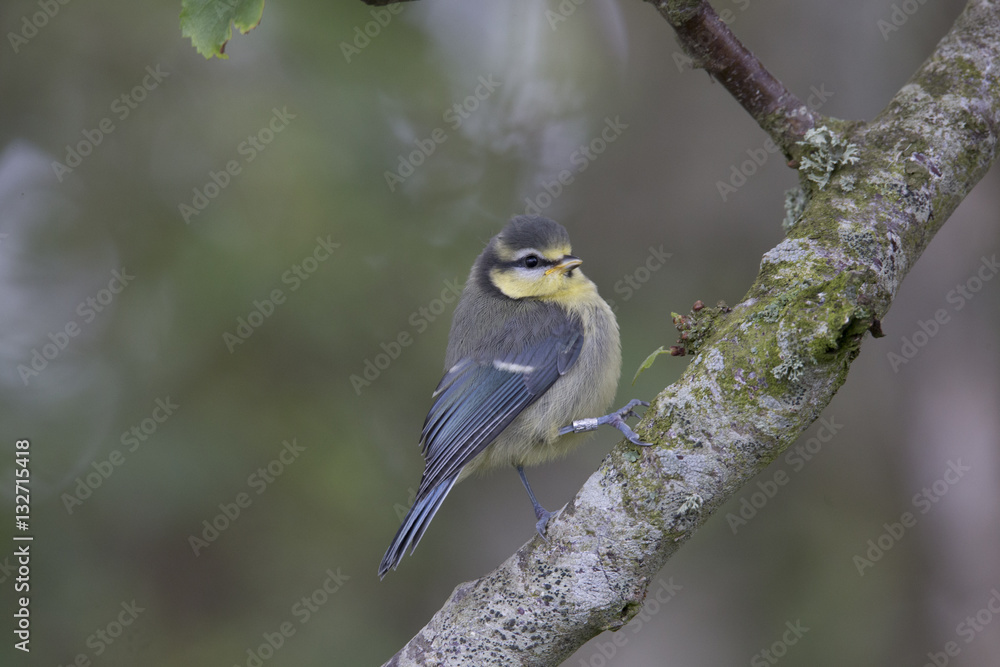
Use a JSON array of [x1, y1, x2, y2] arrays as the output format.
[[379, 215, 649, 578]]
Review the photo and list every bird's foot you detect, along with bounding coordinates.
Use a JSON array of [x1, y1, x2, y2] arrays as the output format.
[[605, 399, 653, 446], [558, 399, 652, 446], [534, 509, 553, 541]]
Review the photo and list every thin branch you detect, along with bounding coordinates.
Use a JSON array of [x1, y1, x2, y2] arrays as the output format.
[[382, 1, 1000, 664], [648, 0, 819, 155]]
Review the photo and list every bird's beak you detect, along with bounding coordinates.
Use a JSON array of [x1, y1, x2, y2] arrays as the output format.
[[545, 255, 583, 275]]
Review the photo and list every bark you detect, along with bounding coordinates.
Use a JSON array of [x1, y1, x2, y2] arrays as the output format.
[[378, 1, 1000, 664]]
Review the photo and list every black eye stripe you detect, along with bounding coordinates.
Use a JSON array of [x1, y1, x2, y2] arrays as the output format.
[[501, 257, 556, 270]]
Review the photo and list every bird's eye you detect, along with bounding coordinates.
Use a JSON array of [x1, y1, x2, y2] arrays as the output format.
[[523, 255, 540, 268]]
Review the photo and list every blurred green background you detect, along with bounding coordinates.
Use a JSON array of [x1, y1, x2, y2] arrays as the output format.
[[1, 0, 998, 665]]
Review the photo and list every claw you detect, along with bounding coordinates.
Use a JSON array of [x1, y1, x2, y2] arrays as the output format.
[[534, 511, 552, 541]]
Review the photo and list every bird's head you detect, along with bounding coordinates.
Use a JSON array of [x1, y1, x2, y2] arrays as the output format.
[[481, 216, 589, 301]]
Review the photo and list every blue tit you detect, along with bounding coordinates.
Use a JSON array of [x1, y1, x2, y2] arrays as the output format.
[[379, 215, 649, 578]]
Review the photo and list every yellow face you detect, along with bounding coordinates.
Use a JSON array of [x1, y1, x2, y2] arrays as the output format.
[[488, 240, 593, 302]]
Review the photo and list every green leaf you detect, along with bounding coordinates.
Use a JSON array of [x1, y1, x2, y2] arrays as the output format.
[[632, 346, 669, 385], [181, 0, 265, 60]]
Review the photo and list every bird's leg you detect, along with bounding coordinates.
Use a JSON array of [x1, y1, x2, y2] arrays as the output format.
[[516, 465, 552, 539], [558, 399, 652, 446]]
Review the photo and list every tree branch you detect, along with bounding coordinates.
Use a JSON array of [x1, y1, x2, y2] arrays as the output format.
[[381, 1, 1000, 665], [648, 0, 819, 156]]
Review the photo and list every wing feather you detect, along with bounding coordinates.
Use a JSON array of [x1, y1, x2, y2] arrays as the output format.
[[380, 304, 584, 576], [418, 311, 583, 492]]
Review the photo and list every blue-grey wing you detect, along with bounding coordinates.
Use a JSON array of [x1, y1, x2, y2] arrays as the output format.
[[417, 316, 583, 492], [379, 310, 583, 577]]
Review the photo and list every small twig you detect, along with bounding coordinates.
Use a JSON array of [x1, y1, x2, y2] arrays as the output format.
[[648, 0, 819, 155]]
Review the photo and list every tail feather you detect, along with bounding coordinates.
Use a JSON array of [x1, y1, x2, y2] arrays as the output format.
[[378, 476, 458, 578]]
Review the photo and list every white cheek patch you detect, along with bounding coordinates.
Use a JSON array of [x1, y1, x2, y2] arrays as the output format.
[[493, 360, 535, 374]]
